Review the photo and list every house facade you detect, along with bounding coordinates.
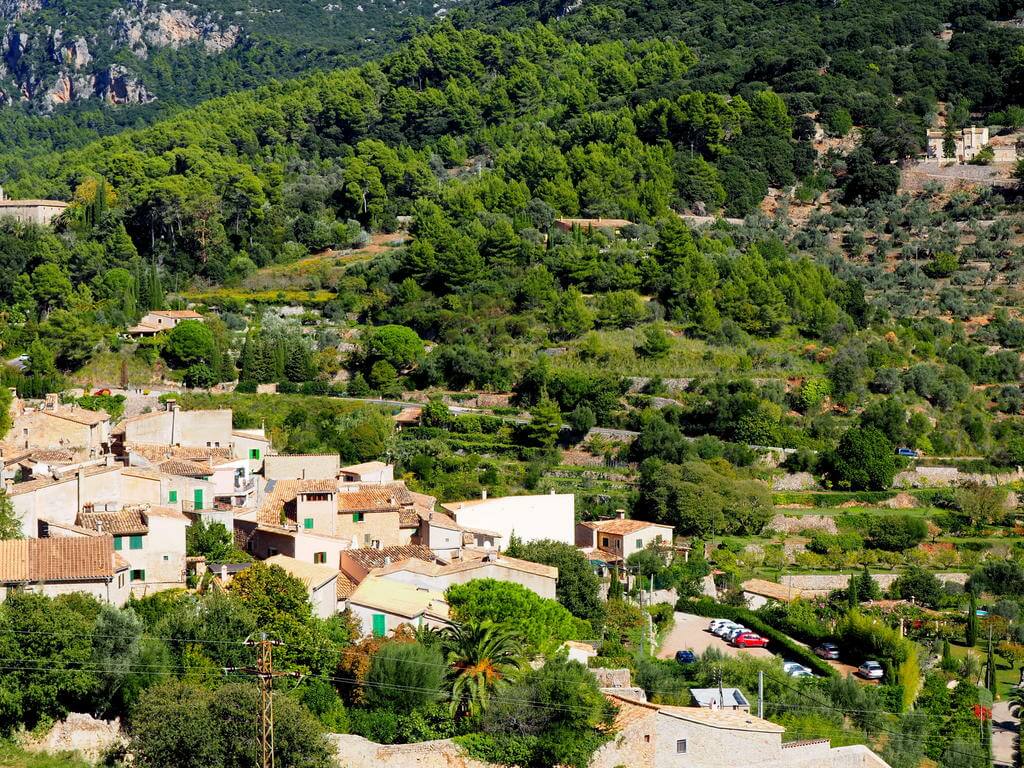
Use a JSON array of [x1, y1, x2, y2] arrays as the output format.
[[372, 549, 558, 600], [7, 395, 110, 454], [126, 309, 204, 337], [265, 554, 339, 618], [346, 576, 450, 637], [576, 516, 674, 562], [0, 536, 131, 604], [441, 491, 576, 547]]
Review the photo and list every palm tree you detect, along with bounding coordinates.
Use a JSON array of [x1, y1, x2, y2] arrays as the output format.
[[441, 619, 521, 719]]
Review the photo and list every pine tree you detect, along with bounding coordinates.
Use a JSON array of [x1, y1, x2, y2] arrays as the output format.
[[148, 262, 165, 310]]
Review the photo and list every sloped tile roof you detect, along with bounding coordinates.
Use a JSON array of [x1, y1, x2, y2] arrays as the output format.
[[43, 406, 109, 426], [347, 576, 449, 620], [336, 571, 357, 600], [582, 517, 672, 536], [157, 458, 213, 477], [299, 479, 337, 493], [0, 537, 126, 583], [78, 509, 148, 536], [265, 555, 339, 590], [344, 545, 436, 571], [127, 443, 234, 464]]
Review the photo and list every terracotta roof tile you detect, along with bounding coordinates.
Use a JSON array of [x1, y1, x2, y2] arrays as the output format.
[[299, 479, 337, 493], [42, 406, 109, 426], [0, 537, 127, 582], [585, 518, 672, 536], [344, 545, 436, 571], [157, 458, 213, 477], [336, 571, 357, 600], [78, 509, 149, 536], [127, 443, 234, 464], [336, 483, 412, 512], [151, 310, 203, 319]]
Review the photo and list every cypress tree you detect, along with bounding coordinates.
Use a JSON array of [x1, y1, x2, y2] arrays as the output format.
[[967, 591, 978, 647], [608, 566, 624, 600], [847, 571, 858, 611]]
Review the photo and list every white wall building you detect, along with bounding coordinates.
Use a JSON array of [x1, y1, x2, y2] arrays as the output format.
[[440, 491, 575, 547]]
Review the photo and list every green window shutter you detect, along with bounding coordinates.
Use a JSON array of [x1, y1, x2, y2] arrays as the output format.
[[353, 512, 364, 523], [304, 518, 314, 530], [372, 614, 386, 637], [636, 538, 643, 550], [250, 448, 260, 460], [113, 536, 122, 551], [130, 569, 146, 582], [193, 488, 203, 509], [168, 490, 177, 503], [129, 535, 143, 550]]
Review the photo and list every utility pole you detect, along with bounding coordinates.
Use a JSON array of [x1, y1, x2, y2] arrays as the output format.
[[229, 634, 300, 768]]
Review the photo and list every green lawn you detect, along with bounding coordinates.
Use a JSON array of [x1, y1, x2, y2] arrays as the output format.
[[0, 742, 92, 768]]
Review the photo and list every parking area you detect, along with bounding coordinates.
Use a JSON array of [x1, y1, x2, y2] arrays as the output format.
[[657, 612, 774, 661]]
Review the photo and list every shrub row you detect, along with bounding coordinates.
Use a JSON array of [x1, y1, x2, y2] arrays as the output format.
[[772, 491, 896, 508], [675, 598, 837, 678]]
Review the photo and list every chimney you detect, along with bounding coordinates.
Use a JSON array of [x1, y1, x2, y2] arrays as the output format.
[[220, 564, 228, 582], [96, 519, 103, 534], [76, 468, 86, 512], [617, 509, 626, 520], [384, 556, 391, 565], [45, 393, 58, 410], [0, 185, 5, 201], [481, 489, 487, 500], [549, 488, 555, 495]]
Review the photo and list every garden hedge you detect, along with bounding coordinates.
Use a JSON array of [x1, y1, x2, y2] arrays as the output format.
[[675, 598, 837, 677]]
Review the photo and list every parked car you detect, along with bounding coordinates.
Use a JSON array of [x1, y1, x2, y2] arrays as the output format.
[[733, 633, 769, 649], [896, 447, 919, 458], [858, 661, 884, 680], [709, 619, 736, 632], [713, 623, 741, 637], [814, 643, 840, 660], [723, 626, 749, 642], [782, 661, 813, 678], [675, 650, 697, 664]]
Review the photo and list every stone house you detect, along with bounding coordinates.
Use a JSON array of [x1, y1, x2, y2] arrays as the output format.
[[924, 125, 990, 163], [740, 578, 806, 610], [76, 505, 189, 595], [576, 515, 674, 563], [371, 548, 558, 600], [0, 536, 130, 604], [7, 394, 110, 454], [339, 460, 395, 483], [112, 401, 272, 467], [0, 188, 69, 226], [264, 554, 339, 618], [125, 309, 204, 337], [346, 575, 450, 637], [591, 694, 892, 768], [441, 491, 576, 547], [264, 453, 341, 481]]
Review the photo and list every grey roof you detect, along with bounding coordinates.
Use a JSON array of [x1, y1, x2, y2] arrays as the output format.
[[689, 688, 749, 708], [209, 562, 253, 576]]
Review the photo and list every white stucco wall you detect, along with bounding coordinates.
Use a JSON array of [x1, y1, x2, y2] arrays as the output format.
[[445, 493, 575, 546]]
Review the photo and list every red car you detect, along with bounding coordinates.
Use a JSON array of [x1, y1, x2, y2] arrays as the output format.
[[732, 632, 769, 649]]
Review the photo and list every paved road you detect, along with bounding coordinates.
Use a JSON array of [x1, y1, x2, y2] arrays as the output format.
[[993, 700, 1017, 767], [657, 612, 774, 661]]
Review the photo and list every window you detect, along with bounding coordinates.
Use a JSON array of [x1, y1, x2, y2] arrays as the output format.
[[113, 536, 123, 551], [168, 490, 177, 503], [118, 573, 125, 588], [206, 441, 211, 447], [129, 535, 143, 550], [306, 493, 330, 502], [214, 441, 220, 447], [601, 536, 609, 547], [249, 448, 261, 460], [352, 512, 365, 523], [675, 740, 687, 754], [372, 614, 386, 637], [313, 552, 326, 564], [303, 518, 314, 530], [130, 569, 146, 582], [636, 538, 643, 550], [644, 735, 650, 743], [162, 555, 169, 561], [268, 547, 278, 556]]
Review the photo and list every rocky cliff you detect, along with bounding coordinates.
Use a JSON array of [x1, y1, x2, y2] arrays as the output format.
[[0, 0, 239, 109]]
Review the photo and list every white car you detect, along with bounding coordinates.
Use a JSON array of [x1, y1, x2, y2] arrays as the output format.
[[858, 661, 884, 680], [713, 623, 741, 637], [783, 661, 813, 678], [723, 626, 748, 642], [709, 619, 735, 632]]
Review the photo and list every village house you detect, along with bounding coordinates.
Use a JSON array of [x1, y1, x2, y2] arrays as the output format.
[[124, 443, 253, 509], [338, 460, 395, 483], [75, 505, 189, 595], [263, 453, 341, 481], [0, 536, 130, 605], [371, 548, 558, 600], [576, 514, 675, 564], [440, 490, 576, 547], [6, 394, 110, 455], [125, 309, 204, 337], [264, 554, 340, 618], [339, 545, 438, 584], [921, 125, 1021, 163], [112, 400, 272, 467], [591, 694, 892, 768], [346, 575, 450, 637], [0, 187, 69, 226], [6, 463, 172, 538]]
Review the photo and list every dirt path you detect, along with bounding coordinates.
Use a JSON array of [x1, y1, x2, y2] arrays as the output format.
[[993, 700, 1017, 767]]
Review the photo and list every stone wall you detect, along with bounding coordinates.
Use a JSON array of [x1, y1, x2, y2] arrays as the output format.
[[780, 572, 968, 592], [329, 734, 492, 768], [20, 713, 125, 763]]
